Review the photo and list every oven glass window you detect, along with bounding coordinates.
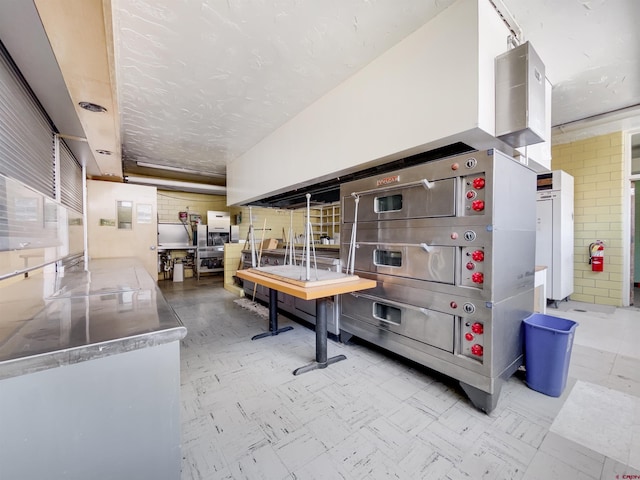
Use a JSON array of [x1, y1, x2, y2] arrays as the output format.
[[373, 303, 401, 325], [374, 249, 402, 267], [375, 194, 402, 213]]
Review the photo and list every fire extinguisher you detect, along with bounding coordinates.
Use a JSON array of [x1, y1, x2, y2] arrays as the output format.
[[589, 241, 605, 272]]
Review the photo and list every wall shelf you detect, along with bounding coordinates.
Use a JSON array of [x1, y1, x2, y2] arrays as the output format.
[[304, 202, 340, 244]]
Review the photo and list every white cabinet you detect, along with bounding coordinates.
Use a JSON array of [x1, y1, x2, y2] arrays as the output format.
[[535, 171, 574, 304]]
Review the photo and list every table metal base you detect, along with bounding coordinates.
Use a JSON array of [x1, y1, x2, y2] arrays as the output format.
[[293, 354, 346, 375], [251, 287, 294, 341], [251, 326, 293, 341], [292, 296, 346, 375]]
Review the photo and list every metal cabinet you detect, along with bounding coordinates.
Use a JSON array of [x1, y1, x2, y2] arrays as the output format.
[[196, 246, 224, 279]]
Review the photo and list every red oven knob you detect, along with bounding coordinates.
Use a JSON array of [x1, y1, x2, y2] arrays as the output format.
[[471, 344, 484, 356], [466, 262, 475, 270], [450, 301, 458, 309], [471, 250, 484, 262], [466, 190, 476, 199], [465, 333, 474, 341], [471, 322, 484, 334], [472, 177, 486, 189], [472, 200, 485, 212], [471, 272, 484, 284]]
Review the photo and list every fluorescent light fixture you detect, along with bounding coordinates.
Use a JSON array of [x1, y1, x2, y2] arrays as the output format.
[[136, 161, 226, 178], [124, 175, 226, 195]]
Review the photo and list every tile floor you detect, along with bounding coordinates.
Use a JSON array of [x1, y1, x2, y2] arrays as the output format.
[[159, 276, 640, 480]]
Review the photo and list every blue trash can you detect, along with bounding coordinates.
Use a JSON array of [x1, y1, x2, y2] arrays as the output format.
[[523, 313, 578, 397]]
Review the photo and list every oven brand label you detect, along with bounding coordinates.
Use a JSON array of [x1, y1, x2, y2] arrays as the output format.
[[376, 175, 400, 186]]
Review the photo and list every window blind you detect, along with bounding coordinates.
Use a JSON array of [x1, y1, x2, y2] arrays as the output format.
[[59, 140, 83, 213], [0, 41, 55, 198]]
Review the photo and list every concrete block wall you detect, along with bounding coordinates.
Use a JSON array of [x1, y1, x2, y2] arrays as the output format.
[[227, 206, 306, 247], [223, 243, 245, 296], [551, 132, 625, 306], [157, 191, 227, 224]]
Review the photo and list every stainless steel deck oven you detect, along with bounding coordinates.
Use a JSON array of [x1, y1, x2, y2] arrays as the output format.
[[340, 149, 536, 412]]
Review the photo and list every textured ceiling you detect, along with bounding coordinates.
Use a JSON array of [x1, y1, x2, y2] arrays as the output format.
[[505, 0, 640, 127], [4, 0, 637, 189], [112, 0, 457, 179], [111, 0, 640, 185]]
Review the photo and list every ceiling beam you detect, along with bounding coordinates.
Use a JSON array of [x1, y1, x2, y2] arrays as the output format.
[[33, 0, 122, 179]]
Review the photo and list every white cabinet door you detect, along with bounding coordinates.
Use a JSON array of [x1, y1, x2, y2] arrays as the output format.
[[535, 198, 553, 297]]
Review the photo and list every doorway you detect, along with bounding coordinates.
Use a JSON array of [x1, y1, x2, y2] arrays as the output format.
[[630, 132, 640, 305]]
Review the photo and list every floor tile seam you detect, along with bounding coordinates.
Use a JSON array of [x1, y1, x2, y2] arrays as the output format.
[[222, 440, 286, 478], [572, 342, 622, 370], [271, 433, 327, 477], [551, 382, 638, 470], [598, 375, 640, 400], [493, 406, 556, 436], [540, 430, 608, 477], [454, 441, 532, 479], [464, 424, 540, 465], [573, 339, 621, 355], [526, 449, 602, 480], [323, 432, 399, 477], [392, 438, 444, 480]]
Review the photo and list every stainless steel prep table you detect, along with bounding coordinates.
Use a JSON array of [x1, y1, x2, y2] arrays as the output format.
[[0, 258, 187, 480]]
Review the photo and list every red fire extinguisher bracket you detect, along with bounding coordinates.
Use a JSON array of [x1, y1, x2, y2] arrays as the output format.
[[589, 241, 605, 272]]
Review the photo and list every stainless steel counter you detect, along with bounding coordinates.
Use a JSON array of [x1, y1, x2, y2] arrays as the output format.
[[0, 258, 187, 380]]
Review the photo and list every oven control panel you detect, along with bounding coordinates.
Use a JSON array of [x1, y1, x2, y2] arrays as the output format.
[[460, 319, 485, 363], [460, 246, 485, 289], [462, 174, 486, 216]]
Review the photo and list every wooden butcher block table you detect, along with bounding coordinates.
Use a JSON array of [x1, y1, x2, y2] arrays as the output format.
[[236, 266, 376, 374]]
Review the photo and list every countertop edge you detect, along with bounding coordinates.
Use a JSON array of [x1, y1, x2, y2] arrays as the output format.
[[0, 326, 187, 381]]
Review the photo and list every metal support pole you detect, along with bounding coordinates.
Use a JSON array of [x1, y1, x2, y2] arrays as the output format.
[[269, 288, 278, 332], [315, 297, 328, 363], [293, 296, 346, 374]]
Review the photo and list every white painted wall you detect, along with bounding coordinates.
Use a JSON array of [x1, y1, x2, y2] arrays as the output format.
[[227, 0, 511, 205], [87, 180, 158, 278]]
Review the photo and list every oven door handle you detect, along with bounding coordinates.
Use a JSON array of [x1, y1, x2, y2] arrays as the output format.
[[349, 178, 433, 197], [420, 242, 433, 253], [360, 242, 436, 251], [349, 292, 430, 315]]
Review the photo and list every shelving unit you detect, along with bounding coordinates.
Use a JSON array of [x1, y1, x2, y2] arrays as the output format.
[[322, 202, 340, 242], [196, 246, 224, 279], [304, 202, 340, 243]]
